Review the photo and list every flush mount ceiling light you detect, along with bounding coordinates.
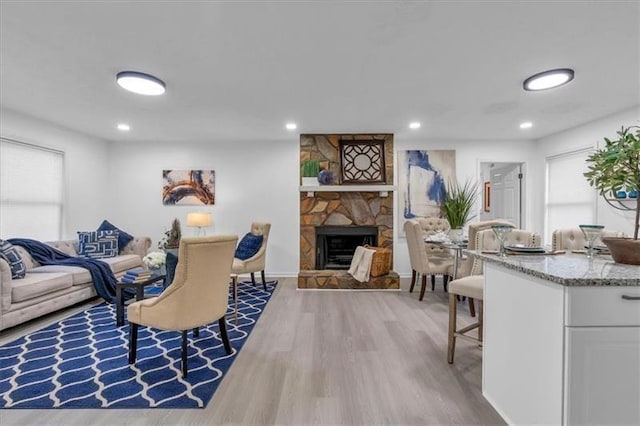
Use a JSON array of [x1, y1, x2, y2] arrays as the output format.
[[117, 123, 130, 131], [116, 71, 166, 95], [409, 122, 421, 129], [519, 121, 533, 129], [523, 68, 574, 91], [286, 123, 297, 130]]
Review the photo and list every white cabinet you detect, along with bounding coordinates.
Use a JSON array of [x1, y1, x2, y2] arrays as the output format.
[[565, 327, 640, 424], [483, 263, 640, 425]]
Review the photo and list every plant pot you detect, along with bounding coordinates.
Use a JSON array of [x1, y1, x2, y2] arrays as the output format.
[[601, 237, 640, 265], [301, 177, 318, 186], [449, 228, 463, 244]]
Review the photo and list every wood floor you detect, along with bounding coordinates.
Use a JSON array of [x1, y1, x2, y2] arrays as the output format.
[[0, 277, 504, 425]]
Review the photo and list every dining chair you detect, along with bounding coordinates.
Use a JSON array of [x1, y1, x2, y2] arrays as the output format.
[[455, 219, 515, 279], [231, 222, 271, 291], [416, 217, 454, 290], [128, 235, 238, 377], [552, 228, 626, 252], [404, 219, 453, 299], [447, 227, 540, 364]]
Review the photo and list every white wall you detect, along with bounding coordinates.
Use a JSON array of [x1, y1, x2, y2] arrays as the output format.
[[0, 108, 110, 239], [106, 139, 300, 276], [393, 139, 537, 276], [533, 107, 639, 239]]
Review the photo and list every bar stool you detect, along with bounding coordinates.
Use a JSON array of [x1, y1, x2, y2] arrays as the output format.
[[447, 275, 483, 364]]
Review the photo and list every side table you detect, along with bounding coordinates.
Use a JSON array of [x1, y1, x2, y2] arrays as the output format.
[[115, 273, 166, 326]]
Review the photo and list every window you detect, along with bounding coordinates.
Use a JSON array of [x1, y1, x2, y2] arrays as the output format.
[[545, 148, 596, 244], [0, 138, 64, 240]]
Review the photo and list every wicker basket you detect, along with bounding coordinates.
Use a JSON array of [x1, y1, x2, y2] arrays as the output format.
[[364, 245, 391, 277]]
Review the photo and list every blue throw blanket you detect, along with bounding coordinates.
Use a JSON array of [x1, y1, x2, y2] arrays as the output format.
[[9, 238, 121, 303]]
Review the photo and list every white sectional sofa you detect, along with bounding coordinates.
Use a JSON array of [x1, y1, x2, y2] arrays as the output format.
[[0, 237, 151, 331]]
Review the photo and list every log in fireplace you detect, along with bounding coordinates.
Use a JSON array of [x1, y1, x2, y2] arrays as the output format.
[[315, 225, 378, 270]]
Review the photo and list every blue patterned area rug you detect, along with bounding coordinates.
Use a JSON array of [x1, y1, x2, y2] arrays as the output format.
[[0, 280, 278, 409]]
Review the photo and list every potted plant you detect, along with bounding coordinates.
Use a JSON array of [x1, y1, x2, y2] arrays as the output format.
[[442, 179, 479, 242], [301, 159, 320, 186], [584, 125, 640, 264], [158, 218, 182, 255]]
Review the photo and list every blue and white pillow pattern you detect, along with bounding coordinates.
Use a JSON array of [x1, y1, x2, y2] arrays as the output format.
[[0, 239, 27, 279], [234, 233, 263, 260], [78, 230, 119, 259]]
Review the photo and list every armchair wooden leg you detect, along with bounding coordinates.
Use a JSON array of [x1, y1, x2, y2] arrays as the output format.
[[419, 274, 427, 301], [128, 322, 138, 364], [250, 272, 256, 286], [409, 270, 417, 293], [431, 275, 436, 291], [218, 317, 232, 355], [468, 298, 476, 317], [193, 327, 199, 337], [181, 330, 188, 377], [261, 270, 267, 291], [447, 293, 457, 364]]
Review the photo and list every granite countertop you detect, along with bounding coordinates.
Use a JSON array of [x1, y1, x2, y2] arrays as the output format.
[[466, 250, 640, 286]]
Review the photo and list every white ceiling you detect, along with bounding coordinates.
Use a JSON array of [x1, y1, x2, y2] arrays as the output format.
[[1, 1, 638, 143]]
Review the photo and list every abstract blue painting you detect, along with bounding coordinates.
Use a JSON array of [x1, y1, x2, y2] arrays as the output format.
[[399, 150, 456, 229]]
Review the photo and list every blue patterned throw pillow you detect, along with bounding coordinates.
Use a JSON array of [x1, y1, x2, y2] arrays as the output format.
[[78, 230, 119, 259], [0, 239, 27, 279], [234, 233, 263, 260], [96, 220, 134, 253]]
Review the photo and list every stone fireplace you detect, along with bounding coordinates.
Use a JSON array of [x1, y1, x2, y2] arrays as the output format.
[[298, 134, 400, 289]]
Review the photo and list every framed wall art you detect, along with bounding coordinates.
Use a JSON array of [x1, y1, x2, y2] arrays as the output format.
[[339, 140, 386, 184], [484, 181, 491, 212], [398, 150, 456, 231], [162, 170, 215, 205]]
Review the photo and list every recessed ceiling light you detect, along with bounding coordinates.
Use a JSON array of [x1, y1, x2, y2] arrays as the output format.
[[116, 71, 166, 96], [117, 123, 130, 131], [523, 68, 574, 91], [520, 122, 533, 129], [286, 123, 297, 130], [409, 122, 421, 129]]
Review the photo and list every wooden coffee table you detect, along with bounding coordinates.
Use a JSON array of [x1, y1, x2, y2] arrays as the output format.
[[115, 273, 166, 326]]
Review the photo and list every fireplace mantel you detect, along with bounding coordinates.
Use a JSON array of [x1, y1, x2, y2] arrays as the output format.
[[299, 184, 396, 197]]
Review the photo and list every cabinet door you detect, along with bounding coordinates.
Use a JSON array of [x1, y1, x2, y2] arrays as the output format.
[[566, 327, 640, 425]]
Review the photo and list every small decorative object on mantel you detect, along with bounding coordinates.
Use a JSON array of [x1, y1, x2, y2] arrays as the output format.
[[158, 218, 181, 255], [339, 140, 386, 184], [584, 125, 640, 264], [301, 159, 320, 186], [318, 169, 336, 185]]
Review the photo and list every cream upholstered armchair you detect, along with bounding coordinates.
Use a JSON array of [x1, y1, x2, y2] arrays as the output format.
[[552, 228, 625, 252], [128, 235, 238, 377], [404, 219, 453, 300], [231, 222, 271, 291]]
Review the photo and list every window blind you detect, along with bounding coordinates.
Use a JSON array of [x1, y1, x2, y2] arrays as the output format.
[[545, 148, 596, 244], [0, 138, 64, 240]]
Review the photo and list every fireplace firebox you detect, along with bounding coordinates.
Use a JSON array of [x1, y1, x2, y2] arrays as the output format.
[[315, 226, 378, 270]]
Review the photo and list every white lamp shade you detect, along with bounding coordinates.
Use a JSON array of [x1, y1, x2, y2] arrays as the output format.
[[187, 212, 212, 227]]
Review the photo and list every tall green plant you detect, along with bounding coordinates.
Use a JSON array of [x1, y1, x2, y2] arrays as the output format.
[[584, 125, 640, 239], [443, 180, 479, 229]]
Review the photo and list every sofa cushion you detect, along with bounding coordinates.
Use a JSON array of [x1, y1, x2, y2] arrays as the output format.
[[78, 231, 119, 259], [12, 272, 73, 303], [0, 239, 27, 279], [12, 245, 40, 270], [97, 220, 134, 253], [30, 265, 92, 286], [47, 240, 78, 257], [99, 255, 141, 274]]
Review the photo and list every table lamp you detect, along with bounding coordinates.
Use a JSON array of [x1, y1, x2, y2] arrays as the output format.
[[187, 212, 212, 236]]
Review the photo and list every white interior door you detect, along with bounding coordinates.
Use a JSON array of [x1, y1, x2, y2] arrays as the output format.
[[490, 163, 522, 227]]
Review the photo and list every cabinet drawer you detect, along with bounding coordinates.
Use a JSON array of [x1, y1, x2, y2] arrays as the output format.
[[566, 286, 640, 326]]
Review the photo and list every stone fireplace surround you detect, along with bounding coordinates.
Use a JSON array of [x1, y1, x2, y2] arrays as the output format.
[[298, 134, 400, 290]]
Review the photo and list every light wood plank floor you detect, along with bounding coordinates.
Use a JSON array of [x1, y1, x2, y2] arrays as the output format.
[[0, 277, 504, 425]]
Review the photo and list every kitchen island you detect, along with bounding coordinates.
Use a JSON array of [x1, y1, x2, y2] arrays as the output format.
[[467, 251, 640, 425]]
